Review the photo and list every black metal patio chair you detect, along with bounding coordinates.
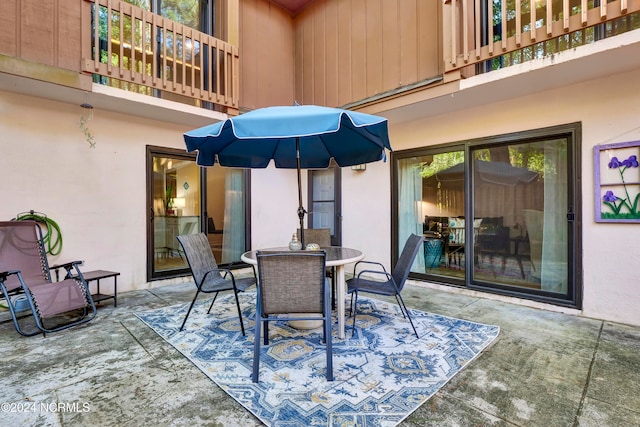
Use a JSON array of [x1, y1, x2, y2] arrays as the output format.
[[177, 233, 256, 334], [253, 250, 333, 382], [347, 233, 424, 338]]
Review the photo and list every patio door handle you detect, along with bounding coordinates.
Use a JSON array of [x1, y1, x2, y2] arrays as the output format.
[[566, 208, 574, 222], [150, 207, 155, 222]]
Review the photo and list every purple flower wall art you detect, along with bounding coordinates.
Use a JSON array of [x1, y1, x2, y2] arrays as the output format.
[[594, 142, 640, 222]]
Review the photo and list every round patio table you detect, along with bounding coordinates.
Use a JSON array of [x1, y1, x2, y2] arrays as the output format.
[[241, 246, 364, 339]]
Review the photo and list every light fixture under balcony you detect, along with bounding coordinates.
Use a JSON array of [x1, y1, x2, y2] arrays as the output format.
[[351, 164, 366, 171]]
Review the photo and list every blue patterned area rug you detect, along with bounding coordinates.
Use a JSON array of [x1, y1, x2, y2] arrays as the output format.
[[136, 291, 499, 427]]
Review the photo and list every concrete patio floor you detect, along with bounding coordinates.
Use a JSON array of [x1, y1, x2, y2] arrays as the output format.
[[1, 280, 639, 426]]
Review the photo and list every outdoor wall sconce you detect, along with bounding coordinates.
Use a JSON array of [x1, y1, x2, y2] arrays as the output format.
[[351, 164, 366, 171]]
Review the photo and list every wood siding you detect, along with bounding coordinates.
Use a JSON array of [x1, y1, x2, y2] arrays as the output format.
[[0, 0, 82, 72], [293, 0, 441, 108], [239, 0, 296, 110]]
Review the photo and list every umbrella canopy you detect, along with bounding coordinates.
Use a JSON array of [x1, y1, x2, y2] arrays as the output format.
[[184, 105, 391, 168], [183, 104, 392, 246]]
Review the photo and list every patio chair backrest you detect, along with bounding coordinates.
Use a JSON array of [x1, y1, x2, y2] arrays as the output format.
[[256, 250, 326, 315], [392, 234, 424, 291], [177, 233, 224, 286], [0, 221, 50, 292], [297, 228, 331, 247]]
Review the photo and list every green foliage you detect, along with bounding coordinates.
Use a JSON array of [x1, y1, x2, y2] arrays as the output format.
[[78, 114, 96, 148], [420, 151, 464, 178], [419, 146, 545, 179]]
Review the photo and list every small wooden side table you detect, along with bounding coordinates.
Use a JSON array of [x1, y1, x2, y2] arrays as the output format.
[[79, 270, 120, 307]]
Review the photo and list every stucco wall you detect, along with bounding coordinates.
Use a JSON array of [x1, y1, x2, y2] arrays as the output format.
[[2, 66, 639, 327], [387, 67, 640, 327], [0, 90, 193, 291]]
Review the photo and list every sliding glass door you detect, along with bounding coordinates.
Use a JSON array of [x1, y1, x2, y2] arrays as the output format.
[[393, 124, 581, 307], [470, 138, 571, 296], [146, 146, 250, 280]]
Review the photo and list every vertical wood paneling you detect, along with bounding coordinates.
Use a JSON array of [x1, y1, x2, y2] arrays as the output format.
[[255, 0, 271, 102], [294, 0, 439, 107], [417, 0, 440, 78], [323, 0, 339, 107], [21, 0, 55, 66], [274, 7, 295, 104], [398, 0, 418, 86], [313, 0, 326, 105], [241, 0, 260, 109], [336, 0, 352, 106], [302, 9, 315, 104], [365, 0, 382, 96], [350, 0, 367, 101], [57, 0, 81, 71], [240, 0, 295, 110], [294, 10, 304, 104], [0, 0, 18, 56], [381, 0, 400, 91]]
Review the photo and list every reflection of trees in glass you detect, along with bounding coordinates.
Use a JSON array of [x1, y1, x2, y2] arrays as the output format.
[[419, 145, 546, 179], [420, 151, 464, 178]]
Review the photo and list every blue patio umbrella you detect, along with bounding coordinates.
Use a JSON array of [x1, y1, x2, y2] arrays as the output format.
[[183, 104, 392, 246]]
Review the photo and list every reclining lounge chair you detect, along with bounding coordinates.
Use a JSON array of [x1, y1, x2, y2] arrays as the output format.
[[0, 221, 96, 336]]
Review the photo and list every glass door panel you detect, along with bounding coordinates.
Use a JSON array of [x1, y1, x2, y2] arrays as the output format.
[[309, 165, 342, 246], [205, 167, 248, 264], [150, 150, 201, 278], [147, 146, 250, 280], [394, 124, 578, 306], [472, 139, 569, 295], [398, 150, 469, 280]]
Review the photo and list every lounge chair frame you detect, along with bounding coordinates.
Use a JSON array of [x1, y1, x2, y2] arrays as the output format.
[[0, 221, 96, 336]]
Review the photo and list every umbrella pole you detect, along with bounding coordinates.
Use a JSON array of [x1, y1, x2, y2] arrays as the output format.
[[296, 138, 306, 248]]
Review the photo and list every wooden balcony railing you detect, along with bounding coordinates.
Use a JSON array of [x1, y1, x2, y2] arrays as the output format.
[[81, 0, 239, 114], [444, 0, 640, 76]]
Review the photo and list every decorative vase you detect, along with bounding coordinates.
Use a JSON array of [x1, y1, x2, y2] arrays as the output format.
[[289, 233, 302, 250]]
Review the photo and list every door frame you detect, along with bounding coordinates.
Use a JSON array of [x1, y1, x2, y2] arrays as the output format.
[[308, 165, 342, 246], [146, 145, 198, 281], [390, 122, 582, 309]]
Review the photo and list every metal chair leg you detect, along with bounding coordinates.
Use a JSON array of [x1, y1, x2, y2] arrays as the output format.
[[351, 291, 359, 337], [396, 293, 419, 338], [252, 316, 262, 382], [180, 289, 201, 331]]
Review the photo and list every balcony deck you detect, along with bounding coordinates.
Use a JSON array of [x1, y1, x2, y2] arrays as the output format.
[[82, 0, 239, 114]]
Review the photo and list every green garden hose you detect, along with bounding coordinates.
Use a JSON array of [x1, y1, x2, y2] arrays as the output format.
[[14, 211, 63, 256]]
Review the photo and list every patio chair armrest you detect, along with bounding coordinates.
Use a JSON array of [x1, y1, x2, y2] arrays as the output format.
[[0, 270, 20, 281], [218, 268, 233, 280], [355, 268, 393, 282], [352, 260, 387, 276], [50, 261, 85, 280], [200, 268, 239, 285], [50, 260, 83, 270], [226, 261, 258, 278]]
